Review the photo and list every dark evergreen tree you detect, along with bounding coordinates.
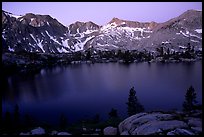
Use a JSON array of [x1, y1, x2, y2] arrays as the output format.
[[187, 42, 191, 51], [183, 86, 197, 112], [123, 50, 130, 63], [117, 49, 122, 59], [4, 111, 11, 129], [24, 114, 32, 128], [123, 50, 134, 63], [148, 52, 152, 61], [13, 104, 20, 125], [156, 46, 164, 56], [126, 87, 144, 116], [93, 114, 100, 124], [167, 48, 170, 55], [160, 47, 164, 56], [108, 108, 118, 118], [86, 50, 91, 60], [107, 108, 121, 127], [191, 46, 195, 53], [59, 113, 67, 130]]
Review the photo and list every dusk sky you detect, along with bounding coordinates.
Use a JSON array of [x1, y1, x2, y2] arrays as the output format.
[[2, 2, 202, 26]]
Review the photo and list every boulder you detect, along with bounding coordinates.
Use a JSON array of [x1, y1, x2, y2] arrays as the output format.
[[167, 131, 176, 135], [167, 128, 194, 135], [95, 128, 101, 132], [131, 120, 188, 135], [118, 112, 147, 133], [119, 112, 175, 134], [191, 127, 202, 134], [120, 131, 129, 135], [30, 127, 45, 135], [188, 118, 202, 127], [82, 133, 99, 135], [103, 126, 117, 135], [57, 132, 71, 135], [19, 132, 30, 135], [190, 110, 202, 117], [51, 130, 58, 135]]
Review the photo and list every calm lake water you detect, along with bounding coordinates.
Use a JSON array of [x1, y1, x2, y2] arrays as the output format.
[[2, 61, 202, 126]]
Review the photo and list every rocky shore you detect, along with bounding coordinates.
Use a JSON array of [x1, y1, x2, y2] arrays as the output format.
[[2, 50, 202, 76], [4, 110, 201, 135], [117, 110, 202, 135]]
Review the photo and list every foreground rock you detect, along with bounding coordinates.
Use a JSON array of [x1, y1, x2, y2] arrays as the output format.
[[57, 132, 72, 135], [19, 128, 72, 135], [19, 132, 30, 135], [103, 126, 117, 135], [118, 110, 202, 135], [30, 127, 45, 135]]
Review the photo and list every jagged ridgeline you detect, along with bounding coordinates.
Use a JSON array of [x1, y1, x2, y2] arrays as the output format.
[[2, 10, 202, 53]]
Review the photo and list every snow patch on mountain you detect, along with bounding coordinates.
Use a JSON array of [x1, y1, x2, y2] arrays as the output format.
[[30, 34, 45, 52], [189, 33, 202, 39], [2, 31, 6, 39], [45, 31, 61, 45], [191, 39, 199, 43], [8, 46, 15, 52], [57, 47, 69, 53], [4, 11, 22, 18], [162, 41, 170, 44], [101, 23, 117, 31], [30, 34, 38, 43], [180, 30, 189, 37], [74, 36, 95, 51], [62, 39, 69, 48], [195, 29, 202, 33], [97, 43, 119, 49], [37, 40, 45, 52], [84, 29, 98, 34], [31, 18, 35, 22]]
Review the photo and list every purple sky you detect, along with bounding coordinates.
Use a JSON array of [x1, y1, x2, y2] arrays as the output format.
[[2, 2, 202, 26]]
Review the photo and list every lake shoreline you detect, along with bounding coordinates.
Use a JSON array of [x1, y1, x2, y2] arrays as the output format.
[[2, 51, 202, 76]]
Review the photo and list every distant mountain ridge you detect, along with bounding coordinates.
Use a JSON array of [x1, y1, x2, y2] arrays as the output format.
[[2, 9, 202, 53]]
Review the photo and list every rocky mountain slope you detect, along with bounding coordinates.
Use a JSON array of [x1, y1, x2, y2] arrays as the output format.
[[2, 9, 202, 53]]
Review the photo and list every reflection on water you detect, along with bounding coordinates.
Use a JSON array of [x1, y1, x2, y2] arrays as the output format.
[[2, 61, 202, 125]]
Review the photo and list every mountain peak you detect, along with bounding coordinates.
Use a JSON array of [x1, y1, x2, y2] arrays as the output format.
[[186, 9, 202, 12], [179, 9, 202, 18], [109, 17, 124, 24], [2, 10, 23, 19]]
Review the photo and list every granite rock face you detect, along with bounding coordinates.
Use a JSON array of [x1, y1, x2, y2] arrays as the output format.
[[118, 110, 202, 135]]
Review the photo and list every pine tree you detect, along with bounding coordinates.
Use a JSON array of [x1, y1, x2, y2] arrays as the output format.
[[183, 86, 197, 112], [4, 111, 11, 129], [59, 113, 67, 130], [24, 114, 33, 128], [93, 114, 100, 124], [108, 108, 118, 118], [126, 87, 144, 116], [107, 108, 120, 127], [86, 50, 91, 60], [14, 104, 20, 124], [167, 48, 170, 55]]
